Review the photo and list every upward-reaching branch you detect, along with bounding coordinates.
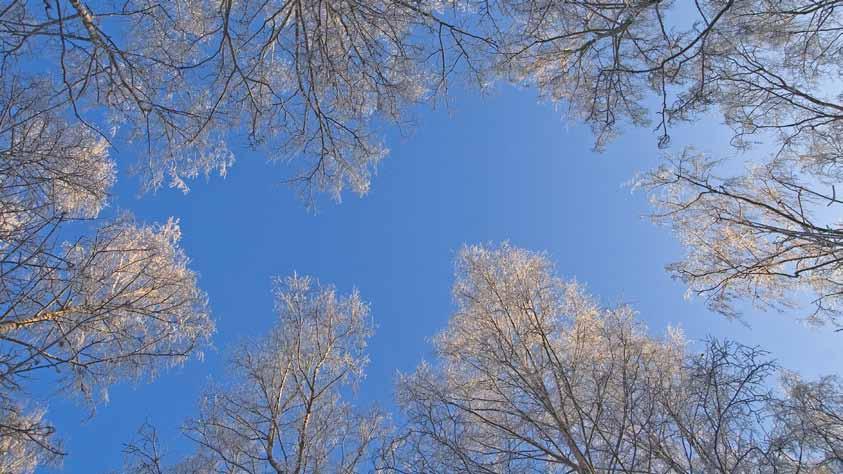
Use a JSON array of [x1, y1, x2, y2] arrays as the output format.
[[640, 149, 843, 327]]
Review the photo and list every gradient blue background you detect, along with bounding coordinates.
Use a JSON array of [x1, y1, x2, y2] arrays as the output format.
[[40, 86, 843, 472]]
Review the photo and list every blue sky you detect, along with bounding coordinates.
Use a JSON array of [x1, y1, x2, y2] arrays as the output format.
[[42, 85, 843, 472]]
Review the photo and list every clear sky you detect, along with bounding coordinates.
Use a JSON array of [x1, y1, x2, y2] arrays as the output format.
[[41, 85, 843, 473]]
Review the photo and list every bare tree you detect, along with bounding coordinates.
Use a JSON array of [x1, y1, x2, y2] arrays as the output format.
[[493, 1, 843, 332], [769, 372, 843, 469], [383, 243, 843, 473], [181, 274, 386, 473], [110, 245, 843, 473], [0, 76, 113, 239], [486, 0, 843, 332], [491, 0, 843, 161], [0, 71, 213, 472], [0, 2, 481, 468], [0, 0, 489, 200], [5, 1, 843, 197], [118, 422, 215, 474], [0, 210, 213, 471], [639, 149, 843, 327], [0, 395, 61, 474], [1, 215, 214, 395]]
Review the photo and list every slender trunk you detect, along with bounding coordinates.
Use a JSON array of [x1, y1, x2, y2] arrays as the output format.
[[0, 309, 74, 335]]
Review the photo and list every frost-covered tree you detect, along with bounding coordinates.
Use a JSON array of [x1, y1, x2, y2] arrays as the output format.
[[178, 274, 385, 473], [482, 0, 843, 330], [1, 216, 213, 393], [0, 396, 60, 474], [111, 246, 843, 473], [0, 0, 488, 200], [117, 423, 215, 474], [486, 0, 843, 156], [384, 243, 843, 473], [6, 1, 843, 199], [0, 73, 213, 473], [116, 276, 384, 474], [639, 149, 843, 328]]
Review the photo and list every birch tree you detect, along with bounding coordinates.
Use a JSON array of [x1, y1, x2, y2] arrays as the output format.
[[0, 0, 486, 200], [486, 0, 843, 329], [491, 0, 843, 157], [0, 211, 213, 472], [117, 423, 214, 474], [112, 245, 843, 473], [384, 243, 843, 473], [0, 74, 214, 472], [6, 0, 843, 198], [181, 274, 385, 473], [639, 150, 843, 327], [0, 396, 60, 474]]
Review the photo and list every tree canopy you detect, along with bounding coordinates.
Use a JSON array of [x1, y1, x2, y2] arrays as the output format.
[[4, 0, 843, 471]]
